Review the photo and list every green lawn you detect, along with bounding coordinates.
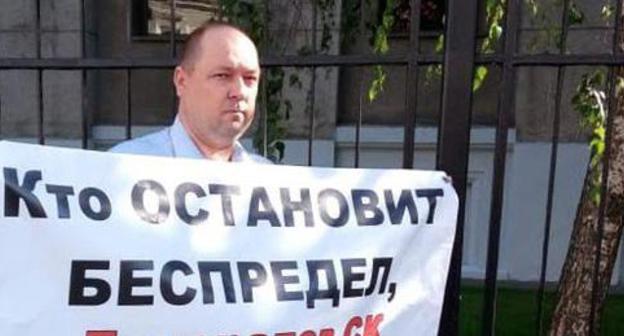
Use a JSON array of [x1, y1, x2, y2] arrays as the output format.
[[459, 286, 624, 336]]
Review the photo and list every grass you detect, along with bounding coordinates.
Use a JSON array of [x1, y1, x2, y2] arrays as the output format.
[[459, 286, 624, 336]]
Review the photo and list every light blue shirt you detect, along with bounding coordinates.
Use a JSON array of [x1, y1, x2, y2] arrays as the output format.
[[109, 117, 271, 164]]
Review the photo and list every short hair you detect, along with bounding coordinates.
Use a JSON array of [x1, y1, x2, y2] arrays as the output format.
[[179, 21, 253, 70]]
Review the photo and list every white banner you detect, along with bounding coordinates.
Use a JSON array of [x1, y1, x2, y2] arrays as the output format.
[[0, 141, 458, 336]]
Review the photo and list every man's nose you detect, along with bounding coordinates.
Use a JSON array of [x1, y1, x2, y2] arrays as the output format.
[[227, 76, 246, 100]]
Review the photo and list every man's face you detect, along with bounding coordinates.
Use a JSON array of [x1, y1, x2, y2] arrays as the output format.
[[174, 28, 260, 150]]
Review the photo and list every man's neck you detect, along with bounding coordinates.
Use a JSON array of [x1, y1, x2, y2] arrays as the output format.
[[178, 115, 235, 161]]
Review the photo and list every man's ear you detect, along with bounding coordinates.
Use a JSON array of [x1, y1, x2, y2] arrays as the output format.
[[173, 66, 186, 97]]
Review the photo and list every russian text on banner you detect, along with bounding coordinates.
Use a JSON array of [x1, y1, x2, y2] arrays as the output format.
[[0, 141, 458, 336]]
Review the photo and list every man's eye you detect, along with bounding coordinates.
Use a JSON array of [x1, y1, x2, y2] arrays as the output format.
[[244, 76, 258, 82], [214, 73, 229, 79]]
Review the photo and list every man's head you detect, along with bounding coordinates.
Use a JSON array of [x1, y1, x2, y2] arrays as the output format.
[[173, 22, 260, 153]]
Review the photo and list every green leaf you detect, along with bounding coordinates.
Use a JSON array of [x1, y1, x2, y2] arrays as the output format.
[[594, 126, 605, 140], [435, 35, 445, 54], [473, 66, 488, 92], [528, 0, 539, 16], [616, 76, 624, 95], [601, 4, 614, 21], [568, 3, 585, 26], [491, 25, 502, 41], [367, 66, 387, 102]]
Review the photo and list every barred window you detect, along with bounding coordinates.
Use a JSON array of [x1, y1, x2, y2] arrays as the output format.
[[393, 0, 446, 33], [132, 0, 222, 37]]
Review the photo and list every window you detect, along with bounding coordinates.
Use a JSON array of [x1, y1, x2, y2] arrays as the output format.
[[131, 0, 221, 37], [393, 0, 446, 33]]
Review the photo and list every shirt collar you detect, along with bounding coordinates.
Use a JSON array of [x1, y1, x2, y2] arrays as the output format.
[[170, 116, 250, 162]]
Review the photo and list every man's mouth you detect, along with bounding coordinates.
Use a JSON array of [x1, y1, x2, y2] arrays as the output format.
[[225, 107, 245, 114]]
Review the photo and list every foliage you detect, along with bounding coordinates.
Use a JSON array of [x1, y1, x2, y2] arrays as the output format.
[[257, 68, 290, 162], [368, 0, 396, 101], [572, 71, 608, 204], [602, 4, 615, 20], [218, 0, 613, 166], [523, 0, 563, 53], [218, 0, 268, 46], [340, 0, 398, 102], [567, 2, 617, 204], [427, 0, 506, 92]]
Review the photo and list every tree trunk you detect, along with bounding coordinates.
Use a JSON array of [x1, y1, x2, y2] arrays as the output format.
[[547, 65, 624, 335]]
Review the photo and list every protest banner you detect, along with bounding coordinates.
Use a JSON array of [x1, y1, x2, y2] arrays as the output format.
[[0, 141, 458, 336]]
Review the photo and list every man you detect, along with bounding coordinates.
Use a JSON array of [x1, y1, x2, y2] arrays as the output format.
[[110, 22, 270, 164]]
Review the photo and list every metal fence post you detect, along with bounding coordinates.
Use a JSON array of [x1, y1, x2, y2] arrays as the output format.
[[436, 0, 479, 335]]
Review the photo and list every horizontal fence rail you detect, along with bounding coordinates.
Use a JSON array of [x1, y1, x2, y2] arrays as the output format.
[[4, 54, 624, 69]]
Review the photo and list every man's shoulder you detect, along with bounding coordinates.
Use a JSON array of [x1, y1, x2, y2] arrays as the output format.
[[108, 128, 172, 157], [244, 152, 274, 164]]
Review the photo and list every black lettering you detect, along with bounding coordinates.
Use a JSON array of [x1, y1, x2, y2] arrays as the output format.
[[160, 260, 196, 305], [118, 260, 154, 305], [342, 258, 366, 298], [281, 188, 314, 227], [388, 282, 397, 302], [237, 262, 268, 303], [197, 261, 236, 304], [174, 183, 208, 225], [271, 261, 303, 301], [416, 188, 444, 224], [317, 189, 349, 227], [131, 180, 169, 224], [45, 184, 74, 218], [79, 187, 111, 221], [384, 189, 418, 224], [306, 260, 340, 308], [208, 184, 240, 226], [68, 260, 111, 305], [3, 168, 46, 218], [247, 187, 280, 227], [352, 189, 384, 226], [364, 258, 392, 295]]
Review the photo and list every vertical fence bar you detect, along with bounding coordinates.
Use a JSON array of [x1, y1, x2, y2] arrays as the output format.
[[436, 1, 479, 335], [260, 72, 269, 157], [170, 0, 177, 120], [354, 72, 363, 168], [261, 5, 269, 159], [36, 0, 44, 145], [535, 0, 572, 333], [401, 0, 422, 169], [589, 0, 624, 333], [80, 0, 88, 149], [169, 0, 177, 58], [126, 69, 132, 140], [307, 0, 318, 166], [480, 0, 522, 335]]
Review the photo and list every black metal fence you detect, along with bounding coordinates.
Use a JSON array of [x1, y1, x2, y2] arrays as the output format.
[[0, 0, 623, 335]]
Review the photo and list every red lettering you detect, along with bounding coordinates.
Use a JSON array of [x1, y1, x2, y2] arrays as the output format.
[[319, 328, 335, 336], [275, 333, 296, 336], [300, 331, 316, 336], [343, 316, 363, 336], [363, 314, 384, 336], [86, 331, 117, 336]]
